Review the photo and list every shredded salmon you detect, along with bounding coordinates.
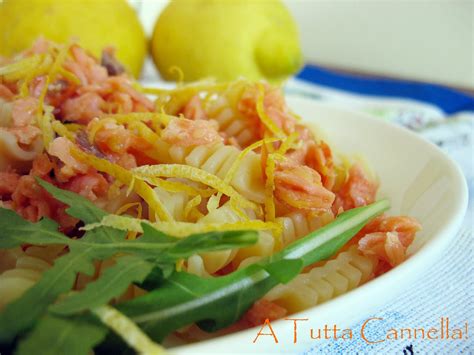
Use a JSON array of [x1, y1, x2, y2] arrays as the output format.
[[11, 97, 39, 126], [0, 172, 20, 196], [64, 171, 109, 202], [64, 45, 108, 86], [48, 137, 89, 179], [238, 83, 297, 138], [274, 163, 335, 211], [242, 300, 287, 327], [61, 92, 105, 124], [356, 215, 422, 271], [0, 84, 15, 100], [11, 175, 55, 222], [333, 163, 378, 213], [162, 117, 222, 147], [182, 95, 207, 120], [31, 153, 55, 177], [287, 139, 336, 190]]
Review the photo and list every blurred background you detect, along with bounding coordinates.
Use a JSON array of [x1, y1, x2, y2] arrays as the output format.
[[131, 0, 473, 90]]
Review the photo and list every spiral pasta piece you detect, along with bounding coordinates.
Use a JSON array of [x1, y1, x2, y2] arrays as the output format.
[[189, 202, 276, 275], [0, 130, 43, 172], [153, 186, 189, 222], [264, 246, 377, 313], [232, 231, 274, 269], [0, 98, 12, 127], [277, 210, 334, 247], [0, 246, 63, 310], [168, 143, 265, 204], [196, 203, 242, 274], [186, 255, 211, 278], [206, 81, 257, 148], [208, 102, 255, 148]]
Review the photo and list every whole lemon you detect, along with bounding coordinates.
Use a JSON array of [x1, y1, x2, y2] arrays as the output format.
[[151, 0, 303, 82], [0, 0, 146, 77]]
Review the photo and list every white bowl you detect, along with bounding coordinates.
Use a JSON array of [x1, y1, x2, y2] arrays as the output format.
[[171, 97, 468, 354]]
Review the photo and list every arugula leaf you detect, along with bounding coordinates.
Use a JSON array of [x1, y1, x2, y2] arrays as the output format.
[[0, 181, 258, 346], [36, 177, 108, 224], [37, 178, 127, 244], [0, 215, 257, 343], [275, 199, 390, 265], [0, 251, 95, 343], [141, 223, 258, 262], [116, 199, 390, 342], [0, 209, 69, 248], [16, 314, 107, 355], [0, 213, 258, 262], [49, 226, 259, 316], [50, 256, 153, 315]]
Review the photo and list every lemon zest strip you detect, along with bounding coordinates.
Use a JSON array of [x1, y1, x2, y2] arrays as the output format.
[[51, 120, 75, 141], [49, 44, 70, 81], [115, 202, 143, 240], [0, 54, 42, 82], [87, 118, 116, 144], [133, 164, 258, 211], [36, 76, 55, 148], [209, 137, 279, 214], [57, 67, 81, 85], [83, 214, 281, 238], [276, 131, 299, 155], [183, 195, 202, 221], [137, 82, 230, 96], [92, 305, 165, 355], [70, 147, 172, 222], [264, 154, 277, 223], [142, 176, 215, 198], [19, 54, 54, 97], [256, 83, 285, 138]]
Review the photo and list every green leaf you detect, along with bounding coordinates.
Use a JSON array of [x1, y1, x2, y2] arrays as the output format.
[[262, 258, 304, 284], [16, 313, 107, 355], [36, 177, 107, 224], [151, 226, 259, 262], [0, 209, 68, 249], [119, 259, 302, 342], [0, 250, 94, 343], [36, 178, 126, 244], [116, 199, 390, 342], [277, 200, 391, 265], [48, 227, 258, 316], [0, 211, 257, 262], [117, 264, 274, 341], [0, 191, 257, 345], [51, 256, 153, 315]]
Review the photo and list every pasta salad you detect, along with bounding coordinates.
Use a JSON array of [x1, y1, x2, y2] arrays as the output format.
[[0, 40, 421, 353]]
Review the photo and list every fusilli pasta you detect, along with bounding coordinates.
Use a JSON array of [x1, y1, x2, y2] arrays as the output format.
[[0, 130, 43, 172], [0, 245, 63, 310], [205, 84, 257, 147], [264, 246, 377, 313], [277, 210, 334, 246], [168, 143, 265, 203]]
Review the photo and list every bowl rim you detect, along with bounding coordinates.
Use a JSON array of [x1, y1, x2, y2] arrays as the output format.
[[170, 97, 469, 351]]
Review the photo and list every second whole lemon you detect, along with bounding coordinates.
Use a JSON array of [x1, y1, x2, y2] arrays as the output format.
[[151, 0, 303, 83], [0, 0, 146, 77]]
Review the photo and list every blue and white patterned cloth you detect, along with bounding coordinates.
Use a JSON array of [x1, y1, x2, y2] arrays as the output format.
[[288, 66, 473, 354]]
